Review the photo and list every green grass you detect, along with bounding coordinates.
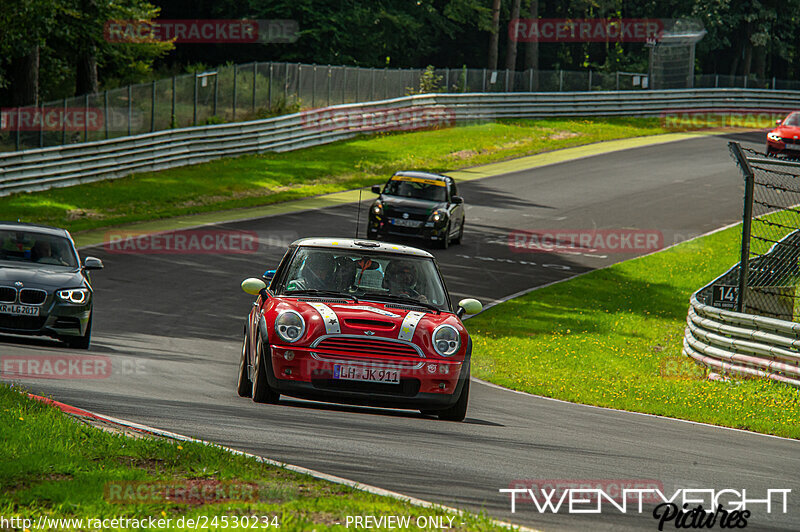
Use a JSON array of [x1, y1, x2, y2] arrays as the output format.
[[0, 384, 507, 531], [2, 118, 671, 233], [466, 225, 800, 439]]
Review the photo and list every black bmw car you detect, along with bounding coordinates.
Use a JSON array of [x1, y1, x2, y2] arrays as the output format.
[[0, 222, 103, 349], [367, 171, 465, 248]]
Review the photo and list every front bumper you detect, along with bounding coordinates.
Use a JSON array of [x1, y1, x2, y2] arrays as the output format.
[[767, 138, 800, 155], [0, 297, 91, 339], [368, 216, 448, 242], [265, 344, 469, 410]]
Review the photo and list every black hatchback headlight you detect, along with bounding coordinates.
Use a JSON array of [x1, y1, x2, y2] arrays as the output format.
[[56, 288, 90, 304]]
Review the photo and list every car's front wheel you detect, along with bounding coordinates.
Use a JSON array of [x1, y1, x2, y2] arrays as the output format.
[[438, 376, 470, 422], [252, 332, 280, 404], [64, 316, 91, 350], [237, 329, 252, 398], [437, 222, 451, 249]]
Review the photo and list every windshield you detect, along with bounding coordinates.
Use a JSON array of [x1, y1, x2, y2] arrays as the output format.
[[277, 247, 450, 311], [383, 175, 447, 202], [0, 230, 78, 268], [783, 113, 800, 127]]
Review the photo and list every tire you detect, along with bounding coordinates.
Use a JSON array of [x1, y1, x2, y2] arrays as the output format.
[[452, 220, 464, 245], [438, 376, 470, 422], [437, 222, 451, 249], [64, 315, 91, 350], [252, 333, 280, 404], [237, 329, 252, 398]]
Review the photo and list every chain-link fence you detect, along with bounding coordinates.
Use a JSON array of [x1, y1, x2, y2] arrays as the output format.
[[2, 61, 800, 153], [728, 143, 800, 320]]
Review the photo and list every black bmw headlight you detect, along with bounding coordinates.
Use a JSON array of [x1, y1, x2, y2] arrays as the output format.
[[56, 288, 90, 304]]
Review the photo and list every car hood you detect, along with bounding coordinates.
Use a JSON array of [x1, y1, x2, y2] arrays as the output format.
[[0, 263, 84, 290], [268, 297, 467, 357], [380, 196, 446, 216], [774, 125, 800, 138]]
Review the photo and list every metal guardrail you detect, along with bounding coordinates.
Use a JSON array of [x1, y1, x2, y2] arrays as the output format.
[[684, 240, 800, 388], [2, 88, 800, 197]]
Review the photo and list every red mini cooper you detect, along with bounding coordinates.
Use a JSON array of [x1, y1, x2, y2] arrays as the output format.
[[237, 238, 482, 421]]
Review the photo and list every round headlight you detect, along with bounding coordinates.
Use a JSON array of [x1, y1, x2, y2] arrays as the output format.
[[432, 324, 461, 356], [371, 202, 382, 215], [56, 288, 90, 304], [274, 310, 305, 343]]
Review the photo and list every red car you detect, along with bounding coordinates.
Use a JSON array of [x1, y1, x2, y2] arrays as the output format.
[[767, 111, 800, 157], [237, 238, 482, 421]]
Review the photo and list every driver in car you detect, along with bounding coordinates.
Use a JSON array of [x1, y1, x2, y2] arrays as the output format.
[[288, 252, 336, 291], [383, 261, 428, 303]]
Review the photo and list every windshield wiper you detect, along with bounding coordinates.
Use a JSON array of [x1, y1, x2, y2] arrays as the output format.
[[286, 289, 358, 302], [360, 293, 441, 314]]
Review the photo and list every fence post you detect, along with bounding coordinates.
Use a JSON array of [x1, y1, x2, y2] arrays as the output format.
[[559, 70, 563, 91], [355, 68, 360, 101], [342, 67, 346, 104], [505, 69, 510, 92], [730, 141, 755, 313], [86, 93, 91, 141], [213, 73, 218, 117], [252, 62, 257, 113], [530, 69, 534, 91], [63, 97, 68, 144], [772, 76, 776, 90], [193, 71, 198, 126], [232, 65, 237, 121], [296, 63, 301, 104], [171, 76, 176, 127], [371, 68, 376, 100], [384, 67, 388, 99], [39, 102, 44, 148], [715, 74, 719, 88], [15, 107, 20, 150], [482, 68, 486, 92], [588, 70, 592, 91], [616, 71, 619, 90], [151, 80, 156, 132], [268, 62, 273, 109], [444, 67, 450, 92], [327, 65, 332, 106], [312, 64, 316, 108]]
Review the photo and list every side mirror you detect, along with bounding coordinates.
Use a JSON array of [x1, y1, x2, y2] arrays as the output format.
[[776, 119, 782, 126], [83, 257, 104, 270], [451, 195, 464, 205], [263, 269, 276, 281], [456, 298, 482, 318], [371, 184, 382, 194], [241, 278, 267, 296]]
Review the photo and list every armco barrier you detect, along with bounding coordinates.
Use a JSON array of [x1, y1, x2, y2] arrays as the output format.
[[2, 89, 800, 196]]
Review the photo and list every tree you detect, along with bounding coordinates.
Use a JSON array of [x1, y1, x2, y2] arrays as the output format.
[[488, 0, 502, 70], [505, 0, 521, 72]]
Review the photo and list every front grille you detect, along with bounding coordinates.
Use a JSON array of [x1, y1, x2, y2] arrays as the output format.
[[311, 377, 420, 397], [781, 137, 800, 145], [19, 289, 47, 305], [0, 287, 16, 303], [313, 336, 421, 364], [385, 209, 428, 222], [0, 315, 47, 331]]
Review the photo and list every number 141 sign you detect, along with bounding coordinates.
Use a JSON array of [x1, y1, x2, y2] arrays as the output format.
[[712, 285, 739, 309]]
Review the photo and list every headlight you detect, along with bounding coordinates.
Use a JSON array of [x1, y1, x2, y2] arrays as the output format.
[[430, 210, 446, 223], [274, 310, 305, 343], [768, 132, 782, 142], [56, 288, 90, 304], [432, 324, 461, 356], [371, 202, 383, 216]]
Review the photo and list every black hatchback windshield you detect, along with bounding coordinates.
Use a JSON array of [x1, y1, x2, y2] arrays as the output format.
[[0, 230, 78, 268], [383, 175, 447, 202]]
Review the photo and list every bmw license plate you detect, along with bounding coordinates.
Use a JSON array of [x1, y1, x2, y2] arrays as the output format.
[[0, 304, 40, 316], [333, 364, 400, 384], [390, 218, 422, 228]]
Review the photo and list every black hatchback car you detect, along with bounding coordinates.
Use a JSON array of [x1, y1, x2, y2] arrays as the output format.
[[0, 222, 103, 349], [367, 171, 465, 248]]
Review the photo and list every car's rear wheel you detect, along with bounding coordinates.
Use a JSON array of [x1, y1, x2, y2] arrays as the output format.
[[252, 333, 280, 404], [438, 376, 470, 422], [237, 329, 252, 398], [453, 220, 464, 245], [64, 315, 91, 350]]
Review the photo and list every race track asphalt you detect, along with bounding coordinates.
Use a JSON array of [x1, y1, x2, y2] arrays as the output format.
[[3, 130, 798, 531]]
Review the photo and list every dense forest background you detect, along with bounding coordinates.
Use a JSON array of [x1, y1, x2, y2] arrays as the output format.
[[1, 0, 797, 106]]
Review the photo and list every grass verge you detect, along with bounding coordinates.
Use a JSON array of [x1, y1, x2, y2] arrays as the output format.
[[466, 225, 800, 439], [3, 118, 672, 233], [0, 384, 506, 531]]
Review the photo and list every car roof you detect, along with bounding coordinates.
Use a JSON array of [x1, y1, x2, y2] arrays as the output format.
[[292, 237, 434, 258], [0, 221, 70, 238], [393, 171, 450, 182]]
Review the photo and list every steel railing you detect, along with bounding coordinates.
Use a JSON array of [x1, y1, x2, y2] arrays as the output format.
[[2, 89, 800, 197]]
